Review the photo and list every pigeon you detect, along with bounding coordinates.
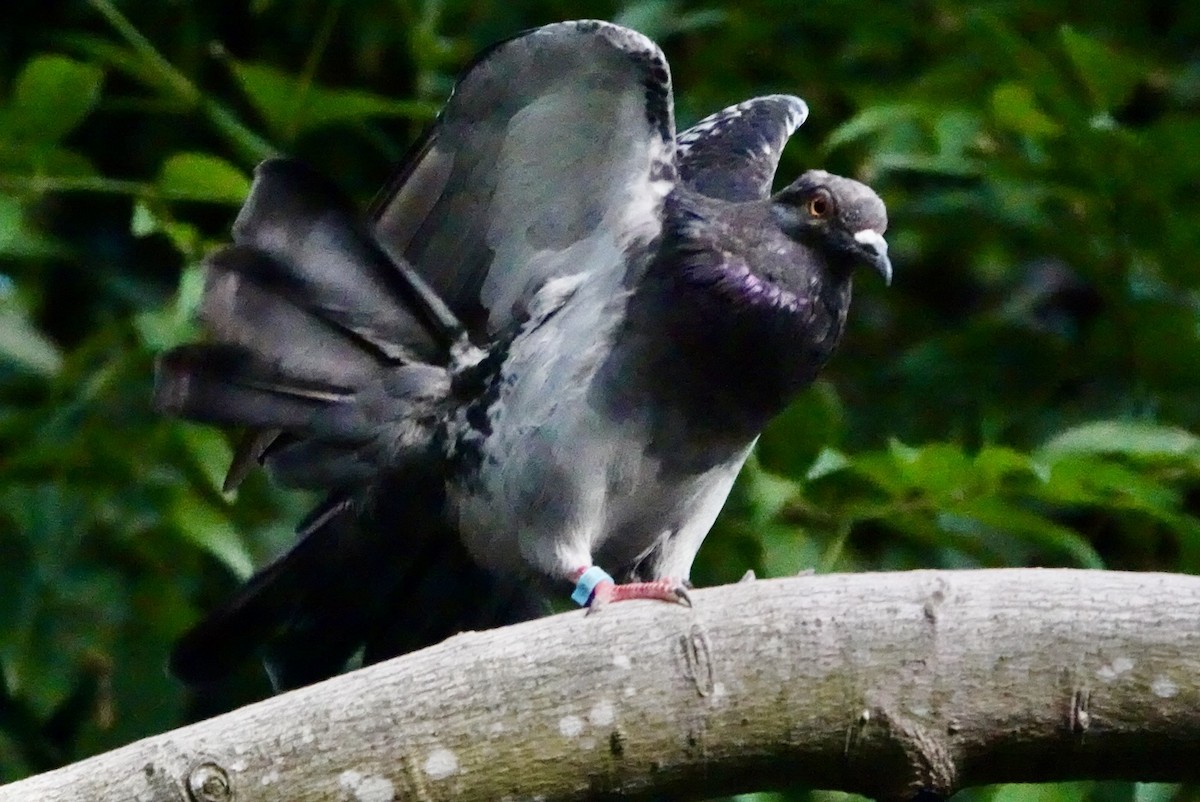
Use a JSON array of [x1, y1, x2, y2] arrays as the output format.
[[155, 20, 891, 691]]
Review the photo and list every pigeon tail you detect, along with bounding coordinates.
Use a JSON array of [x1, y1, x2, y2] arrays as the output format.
[[156, 159, 541, 690], [154, 158, 460, 492]]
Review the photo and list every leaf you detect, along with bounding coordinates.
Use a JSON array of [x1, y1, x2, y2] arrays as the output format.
[[129, 202, 157, 237], [0, 196, 70, 259], [1038, 421, 1200, 462], [228, 60, 436, 140], [129, 201, 202, 255], [10, 55, 103, 143], [888, 438, 920, 464], [0, 291, 62, 376], [155, 152, 251, 203], [181, 425, 235, 494], [874, 152, 981, 177], [906, 443, 975, 502], [1060, 26, 1145, 112], [0, 485, 125, 715], [974, 445, 1045, 485], [613, 1, 726, 39], [951, 497, 1105, 568], [758, 521, 822, 578], [966, 14, 1068, 107], [226, 61, 311, 132], [807, 448, 851, 481], [732, 456, 800, 528], [991, 82, 1062, 138], [134, 264, 204, 349], [0, 144, 98, 182], [1134, 784, 1183, 802], [1143, 118, 1200, 186], [933, 110, 984, 158], [299, 86, 437, 131], [1041, 457, 1183, 514], [991, 781, 1099, 802], [758, 381, 844, 479], [824, 104, 923, 151], [0, 532, 34, 650], [170, 495, 254, 580], [54, 33, 156, 91], [846, 450, 908, 497]]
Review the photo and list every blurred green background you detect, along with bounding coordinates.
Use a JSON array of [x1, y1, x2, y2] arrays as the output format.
[[1, 0, 1198, 799]]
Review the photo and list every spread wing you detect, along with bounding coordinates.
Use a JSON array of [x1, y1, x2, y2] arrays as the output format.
[[370, 20, 677, 338], [676, 94, 808, 202]]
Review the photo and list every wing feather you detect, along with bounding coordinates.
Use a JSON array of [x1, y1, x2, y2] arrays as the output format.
[[676, 94, 809, 202], [370, 20, 678, 337]]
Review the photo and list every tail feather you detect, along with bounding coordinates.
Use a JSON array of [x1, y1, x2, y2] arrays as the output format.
[[223, 430, 282, 492], [157, 158, 460, 490], [232, 159, 461, 361], [170, 480, 548, 692], [200, 246, 382, 385], [169, 495, 360, 685], [155, 345, 450, 467], [154, 344, 366, 435], [262, 441, 382, 490]]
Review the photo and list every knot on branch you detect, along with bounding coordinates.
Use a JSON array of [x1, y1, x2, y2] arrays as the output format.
[[850, 705, 957, 801], [185, 761, 232, 802], [677, 622, 714, 697]]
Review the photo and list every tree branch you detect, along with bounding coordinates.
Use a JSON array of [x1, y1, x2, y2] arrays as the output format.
[[3, 569, 1199, 802]]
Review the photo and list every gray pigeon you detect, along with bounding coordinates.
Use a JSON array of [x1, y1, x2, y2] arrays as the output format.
[[155, 20, 890, 690]]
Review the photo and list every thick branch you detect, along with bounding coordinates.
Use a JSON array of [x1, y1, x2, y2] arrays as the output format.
[[3, 569, 1199, 802]]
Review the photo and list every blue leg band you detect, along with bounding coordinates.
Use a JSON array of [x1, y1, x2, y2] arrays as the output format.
[[572, 566, 614, 606]]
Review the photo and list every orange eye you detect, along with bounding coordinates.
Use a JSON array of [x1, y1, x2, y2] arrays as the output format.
[[807, 192, 832, 219]]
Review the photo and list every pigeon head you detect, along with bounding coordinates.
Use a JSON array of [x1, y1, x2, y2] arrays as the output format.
[[772, 169, 892, 285]]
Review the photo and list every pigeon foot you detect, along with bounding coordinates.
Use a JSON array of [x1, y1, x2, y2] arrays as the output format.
[[570, 567, 691, 613], [591, 578, 692, 611]]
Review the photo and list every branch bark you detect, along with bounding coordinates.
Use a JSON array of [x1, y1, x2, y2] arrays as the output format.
[[3, 569, 1199, 802]]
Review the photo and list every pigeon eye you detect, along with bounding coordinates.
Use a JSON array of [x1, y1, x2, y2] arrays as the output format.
[[807, 192, 833, 219]]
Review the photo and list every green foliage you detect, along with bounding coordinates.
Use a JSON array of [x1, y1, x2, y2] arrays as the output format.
[[229, 59, 438, 143], [0, 284, 62, 376], [7, 56, 103, 146], [155, 153, 250, 204], [1, 1, 1198, 799]]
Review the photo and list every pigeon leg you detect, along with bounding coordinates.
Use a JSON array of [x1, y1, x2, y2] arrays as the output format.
[[570, 566, 692, 613]]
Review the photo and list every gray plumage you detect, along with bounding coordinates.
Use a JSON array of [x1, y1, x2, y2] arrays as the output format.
[[155, 20, 891, 690]]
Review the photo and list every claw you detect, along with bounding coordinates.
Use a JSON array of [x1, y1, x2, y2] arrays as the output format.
[[585, 578, 615, 615]]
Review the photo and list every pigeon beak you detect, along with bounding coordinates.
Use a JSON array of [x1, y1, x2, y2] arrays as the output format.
[[853, 229, 892, 286]]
